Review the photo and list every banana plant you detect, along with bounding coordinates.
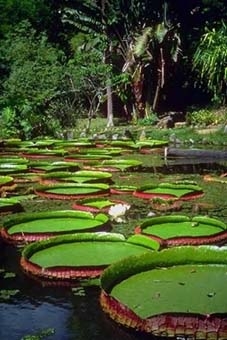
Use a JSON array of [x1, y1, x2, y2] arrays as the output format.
[[123, 2, 181, 116]]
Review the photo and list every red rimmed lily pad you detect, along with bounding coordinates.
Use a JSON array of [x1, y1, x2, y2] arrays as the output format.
[[28, 160, 80, 173], [0, 175, 14, 188], [40, 170, 113, 185], [20, 232, 159, 285], [0, 197, 24, 214], [72, 197, 129, 213], [88, 159, 143, 172], [20, 148, 67, 159], [0, 163, 28, 174], [76, 147, 123, 157], [64, 154, 113, 163], [110, 185, 137, 194], [0, 156, 28, 164], [0, 210, 109, 244], [135, 214, 227, 246], [100, 245, 227, 339], [34, 183, 110, 200], [133, 181, 203, 200]]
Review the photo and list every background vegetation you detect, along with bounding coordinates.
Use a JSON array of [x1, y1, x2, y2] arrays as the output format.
[[0, 0, 226, 139]]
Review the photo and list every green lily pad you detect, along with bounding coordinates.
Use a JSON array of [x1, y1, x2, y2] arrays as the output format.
[[1, 210, 109, 244], [40, 170, 112, 184], [28, 160, 80, 173], [35, 183, 110, 199], [100, 245, 227, 338], [0, 197, 24, 214], [0, 163, 28, 174], [97, 159, 143, 171], [133, 181, 203, 200], [0, 156, 28, 164], [72, 197, 128, 212], [20, 232, 158, 284], [0, 175, 14, 187], [135, 214, 227, 246]]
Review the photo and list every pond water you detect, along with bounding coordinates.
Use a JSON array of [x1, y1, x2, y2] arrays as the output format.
[[1, 147, 227, 340]]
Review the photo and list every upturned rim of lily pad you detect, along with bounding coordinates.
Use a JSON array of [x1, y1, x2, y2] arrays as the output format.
[[110, 185, 137, 195], [0, 175, 14, 187], [134, 214, 227, 246], [0, 163, 28, 174], [72, 197, 128, 212], [133, 181, 204, 200], [34, 182, 110, 200], [1, 210, 110, 244], [0, 197, 24, 214], [91, 159, 143, 172], [21, 148, 67, 159], [39, 170, 113, 185], [100, 245, 227, 339], [28, 160, 81, 173], [20, 232, 158, 285]]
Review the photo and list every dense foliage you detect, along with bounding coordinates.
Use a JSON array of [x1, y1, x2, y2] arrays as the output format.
[[0, 0, 226, 138]]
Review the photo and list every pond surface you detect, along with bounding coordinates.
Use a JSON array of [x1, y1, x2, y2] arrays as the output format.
[[1, 147, 227, 340]]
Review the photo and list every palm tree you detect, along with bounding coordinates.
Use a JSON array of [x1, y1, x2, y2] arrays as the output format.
[[61, 0, 182, 121]]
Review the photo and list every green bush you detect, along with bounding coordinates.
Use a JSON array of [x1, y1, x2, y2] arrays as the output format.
[[186, 109, 226, 127]]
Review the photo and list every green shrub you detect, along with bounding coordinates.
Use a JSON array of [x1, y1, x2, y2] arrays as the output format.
[[186, 109, 226, 126]]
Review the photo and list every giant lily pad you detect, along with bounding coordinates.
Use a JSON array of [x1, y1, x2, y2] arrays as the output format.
[[20, 232, 158, 285], [0, 197, 24, 214], [35, 183, 110, 199], [77, 147, 123, 156], [28, 160, 80, 173], [1, 210, 109, 244], [40, 170, 113, 185], [72, 197, 128, 213], [0, 156, 28, 164], [100, 245, 227, 339], [0, 175, 14, 188], [90, 159, 143, 172], [135, 214, 227, 246], [20, 148, 67, 159], [133, 181, 204, 200], [64, 154, 113, 162], [110, 185, 137, 194], [0, 163, 28, 174]]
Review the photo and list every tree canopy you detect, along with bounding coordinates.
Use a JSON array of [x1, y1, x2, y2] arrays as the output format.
[[0, 0, 226, 138]]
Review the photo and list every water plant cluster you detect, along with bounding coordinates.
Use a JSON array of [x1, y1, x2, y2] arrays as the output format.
[[1, 136, 227, 339]]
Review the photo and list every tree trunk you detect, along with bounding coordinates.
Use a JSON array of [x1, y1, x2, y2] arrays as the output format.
[[106, 84, 114, 127]]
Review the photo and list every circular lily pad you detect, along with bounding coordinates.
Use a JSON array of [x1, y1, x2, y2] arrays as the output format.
[[0, 163, 28, 174], [72, 197, 128, 213], [135, 214, 227, 246], [28, 160, 80, 173], [110, 185, 137, 194], [1, 210, 109, 244], [77, 147, 123, 157], [21, 148, 67, 159], [34, 182, 110, 200], [64, 154, 113, 162], [40, 170, 113, 185], [100, 245, 227, 339], [0, 175, 14, 188], [0, 156, 28, 164], [20, 232, 158, 285], [133, 181, 204, 200], [93, 159, 143, 172], [0, 197, 24, 214]]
